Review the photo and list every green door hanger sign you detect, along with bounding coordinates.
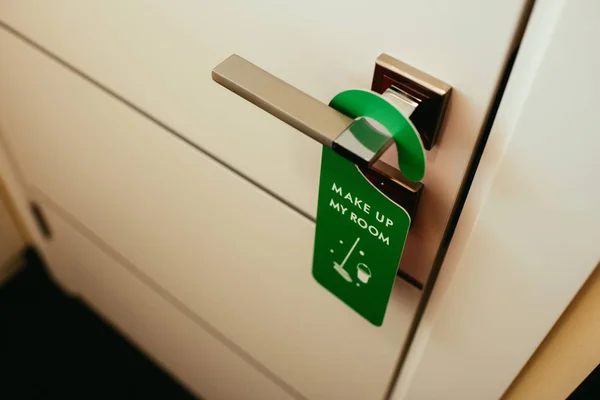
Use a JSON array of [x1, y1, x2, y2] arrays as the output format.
[[312, 90, 424, 326]]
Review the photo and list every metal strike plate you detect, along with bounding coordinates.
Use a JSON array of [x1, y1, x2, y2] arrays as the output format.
[[372, 54, 451, 149]]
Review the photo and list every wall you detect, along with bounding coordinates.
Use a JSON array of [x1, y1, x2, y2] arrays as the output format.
[[502, 262, 600, 399]]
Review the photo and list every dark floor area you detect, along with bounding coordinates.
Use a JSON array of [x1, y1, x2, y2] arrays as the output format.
[[569, 362, 600, 400], [0, 250, 196, 399]]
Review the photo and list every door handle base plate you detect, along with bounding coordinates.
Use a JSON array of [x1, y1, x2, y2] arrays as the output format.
[[371, 54, 452, 149]]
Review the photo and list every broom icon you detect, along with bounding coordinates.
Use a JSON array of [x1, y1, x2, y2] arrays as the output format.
[[333, 237, 360, 282]]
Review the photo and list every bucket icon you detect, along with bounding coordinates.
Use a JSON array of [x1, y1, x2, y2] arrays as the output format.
[[356, 263, 371, 284]]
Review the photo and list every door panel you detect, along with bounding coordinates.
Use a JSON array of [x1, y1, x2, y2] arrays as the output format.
[[38, 205, 294, 400], [0, 29, 421, 400], [0, 0, 527, 282]]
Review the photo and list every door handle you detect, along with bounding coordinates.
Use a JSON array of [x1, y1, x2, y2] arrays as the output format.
[[211, 54, 452, 222], [212, 55, 394, 168]]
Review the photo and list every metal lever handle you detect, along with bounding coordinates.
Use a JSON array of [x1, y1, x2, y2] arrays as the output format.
[[212, 55, 393, 167]]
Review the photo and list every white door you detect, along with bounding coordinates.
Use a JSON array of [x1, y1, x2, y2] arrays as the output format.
[[0, 1, 530, 399]]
